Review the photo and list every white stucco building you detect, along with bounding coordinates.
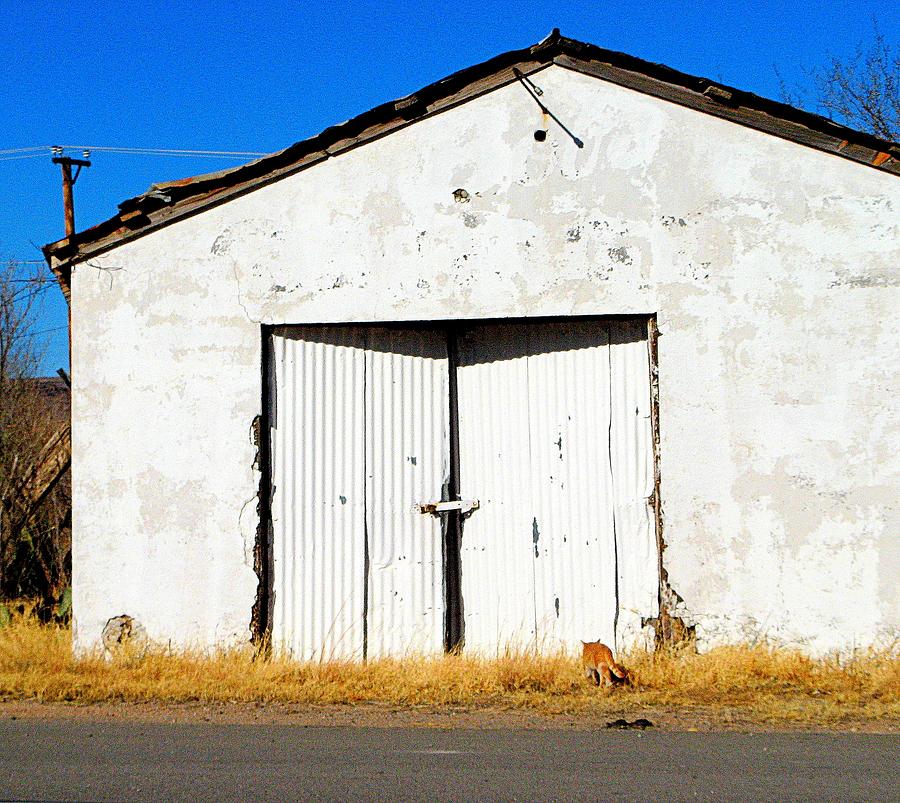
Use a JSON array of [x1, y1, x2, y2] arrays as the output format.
[[46, 32, 899, 658]]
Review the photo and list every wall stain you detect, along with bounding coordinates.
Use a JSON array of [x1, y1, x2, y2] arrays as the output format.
[[211, 232, 232, 255], [661, 215, 687, 228], [608, 246, 633, 265]]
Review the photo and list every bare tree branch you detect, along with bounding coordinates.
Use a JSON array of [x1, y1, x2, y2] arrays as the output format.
[[0, 259, 71, 607], [804, 27, 899, 142]]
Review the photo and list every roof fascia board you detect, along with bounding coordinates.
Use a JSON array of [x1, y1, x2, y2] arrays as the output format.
[[554, 54, 896, 175], [44, 60, 553, 274]]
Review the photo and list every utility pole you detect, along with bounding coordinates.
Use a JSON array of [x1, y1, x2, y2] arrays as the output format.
[[50, 147, 90, 382], [51, 147, 91, 238]]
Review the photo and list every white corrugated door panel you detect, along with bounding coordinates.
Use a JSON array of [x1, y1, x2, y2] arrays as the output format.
[[365, 327, 449, 658], [526, 321, 618, 654], [457, 324, 538, 654], [609, 321, 658, 648], [270, 327, 367, 661]]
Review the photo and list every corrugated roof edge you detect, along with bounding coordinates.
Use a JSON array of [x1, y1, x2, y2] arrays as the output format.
[[43, 29, 900, 296]]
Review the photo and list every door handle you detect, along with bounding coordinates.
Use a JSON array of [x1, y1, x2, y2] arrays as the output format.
[[416, 499, 480, 516]]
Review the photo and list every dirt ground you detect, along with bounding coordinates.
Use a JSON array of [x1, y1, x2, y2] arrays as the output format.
[[2, 699, 896, 732]]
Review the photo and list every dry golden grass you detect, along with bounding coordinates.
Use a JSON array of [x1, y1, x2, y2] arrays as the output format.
[[0, 616, 897, 725]]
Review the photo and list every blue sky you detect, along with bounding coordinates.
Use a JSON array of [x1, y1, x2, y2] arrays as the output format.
[[1, 0, 893, 375]]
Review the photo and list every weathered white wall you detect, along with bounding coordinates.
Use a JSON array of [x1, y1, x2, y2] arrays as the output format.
[[70, 65, 899, 654]]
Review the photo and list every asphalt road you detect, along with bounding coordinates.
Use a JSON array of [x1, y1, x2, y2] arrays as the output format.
[[1, 719, 896, 801]]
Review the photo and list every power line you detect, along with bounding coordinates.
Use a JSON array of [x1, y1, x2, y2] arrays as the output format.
[[0, 144, 268, 160], [63, 145, 268, 156], [0, 146, 49, 154], [0, 153, 48, 162]]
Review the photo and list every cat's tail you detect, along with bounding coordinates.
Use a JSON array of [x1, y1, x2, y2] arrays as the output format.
[[610, 662, 629, 681]]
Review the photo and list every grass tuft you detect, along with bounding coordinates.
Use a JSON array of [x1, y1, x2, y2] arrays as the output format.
[[0, 616, 897, 724]]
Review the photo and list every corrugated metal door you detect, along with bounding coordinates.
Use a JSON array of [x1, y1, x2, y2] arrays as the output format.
[[456, 320, 656, 654], [364, 328, 449, 658], [271, 327, 367, 660], [608, 321, 658, 646], [455, 325, 538, 651], [271, 318, 656, 659], [271, 326, 448, 660]]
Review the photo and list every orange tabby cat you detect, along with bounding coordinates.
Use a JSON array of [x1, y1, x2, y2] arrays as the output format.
[[581, 641, 630, 687]]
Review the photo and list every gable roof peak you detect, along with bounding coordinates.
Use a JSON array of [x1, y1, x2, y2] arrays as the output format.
[[539, 28, 562, 45], [44, 31, 899, 283]]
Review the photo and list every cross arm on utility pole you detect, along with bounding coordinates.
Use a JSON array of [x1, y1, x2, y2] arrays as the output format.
[[51, 152, 91, 238]]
